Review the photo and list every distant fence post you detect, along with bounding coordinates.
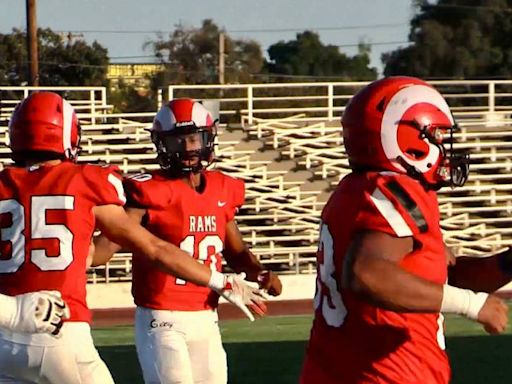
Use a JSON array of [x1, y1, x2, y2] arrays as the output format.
[[90, 90, 96, 126], [101, 88, 107, 108], [157, 89, 163, 110], [327, 84, 334, 120], [488, 81, 495, 113], [168, 86, 174, 104], [247, 85, 253, 125]]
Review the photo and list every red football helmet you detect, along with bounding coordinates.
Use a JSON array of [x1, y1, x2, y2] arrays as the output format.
[[151, 98, 217, 177], [342, 76, 469, 190], [8, 92, 81, 162]]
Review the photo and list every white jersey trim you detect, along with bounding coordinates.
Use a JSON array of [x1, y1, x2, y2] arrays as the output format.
[[370, 187, 413, 237]]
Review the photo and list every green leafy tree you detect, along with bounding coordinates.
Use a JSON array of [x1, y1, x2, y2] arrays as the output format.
[[147, 19, 264, 86], [383, 0, 512, 78], [108, 79, 156, 113], [264, 31, 377, 81], [0, 28, 109, 86]]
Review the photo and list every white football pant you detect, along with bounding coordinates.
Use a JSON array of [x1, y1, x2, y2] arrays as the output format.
[[0, 322, 114, 384], [135, 307, 227, 384]]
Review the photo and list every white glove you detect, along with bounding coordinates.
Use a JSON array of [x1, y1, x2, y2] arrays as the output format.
[[0, 291, 70, 336], [208, 272, 267, 321]]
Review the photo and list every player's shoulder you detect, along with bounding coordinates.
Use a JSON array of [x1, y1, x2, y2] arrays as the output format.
[[123, 171, 170, 208], [79, 163, 122, 179], [357, 171, 428, 201], [123, 170, 173, 192], [124, 170, 157, 186], [376, 171, 432, 205], [205, 170, 244, 187], [369, 171, 435, 233]]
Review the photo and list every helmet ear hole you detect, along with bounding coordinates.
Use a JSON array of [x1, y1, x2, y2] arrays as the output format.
[[404, 148, 427, 160]]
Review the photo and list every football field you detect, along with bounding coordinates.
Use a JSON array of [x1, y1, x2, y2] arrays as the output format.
[[93, 313, 512, 384]]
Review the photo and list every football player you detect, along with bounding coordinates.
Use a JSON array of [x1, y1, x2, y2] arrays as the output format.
[[300, 77, 511, 384], [93, 98, 283, 384], [0, 92, 263, 383]]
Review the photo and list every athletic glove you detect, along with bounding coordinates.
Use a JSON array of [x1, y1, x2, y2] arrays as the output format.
[[0, 290, 70, 336], [209, 272, 267, 321]]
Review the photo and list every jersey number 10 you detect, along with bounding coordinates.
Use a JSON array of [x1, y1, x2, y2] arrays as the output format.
[[175, 234, 223, 285]]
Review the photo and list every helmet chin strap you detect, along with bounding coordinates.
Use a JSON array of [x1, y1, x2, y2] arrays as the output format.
[[188, 170, 198, 189], [396, 156, 444, 191]]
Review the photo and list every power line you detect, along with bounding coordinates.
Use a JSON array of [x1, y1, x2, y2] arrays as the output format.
[[229, 23, 406, 33], [52, 39, 411, 62], [105, 40, 411, 61], [336, 40, 410, 48], [54, 22, 407, 35], [422, 3, 512, 13]]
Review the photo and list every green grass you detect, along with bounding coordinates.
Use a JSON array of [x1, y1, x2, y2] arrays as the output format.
[[93, 314, 512, 384]]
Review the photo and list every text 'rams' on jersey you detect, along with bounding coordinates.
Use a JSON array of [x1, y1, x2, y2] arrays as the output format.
[[124, 170, 244, 311]]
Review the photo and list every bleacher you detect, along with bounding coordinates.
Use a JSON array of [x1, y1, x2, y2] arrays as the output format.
[[2, 81, 512, 283]]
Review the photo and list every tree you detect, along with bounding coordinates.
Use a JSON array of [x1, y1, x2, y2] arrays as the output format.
[[264, 31, 377, 81], [382, 0, 512, 79], [0, 28, 109, 86], [108, 80, 156, 113], [147, 19, 264, 85]]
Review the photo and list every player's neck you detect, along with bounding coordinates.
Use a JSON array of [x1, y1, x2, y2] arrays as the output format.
[[182, 172, 205, 192]]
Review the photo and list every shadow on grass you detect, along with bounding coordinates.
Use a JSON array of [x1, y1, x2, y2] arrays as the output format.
[[98, 335, 512, 384], [98, 341, 307, 384], [448, 334, 512, 384]]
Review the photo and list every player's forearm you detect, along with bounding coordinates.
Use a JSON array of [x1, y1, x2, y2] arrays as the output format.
[[448, 250, 512, 293], [91, 235, 122, 267], [348, 256, 444, 313]]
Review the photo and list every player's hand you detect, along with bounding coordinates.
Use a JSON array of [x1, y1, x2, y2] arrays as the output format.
[[219, 273, 267, 321], [477, 294, 508, 334], [13, 291, 70, 336], [257, 270, 283, 296]]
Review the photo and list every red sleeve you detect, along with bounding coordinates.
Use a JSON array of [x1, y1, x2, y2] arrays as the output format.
[[81, 164, 126, 207], [123, 173, 170, 209], [223, 175, 245, 222], [354, 173, 428, 238]]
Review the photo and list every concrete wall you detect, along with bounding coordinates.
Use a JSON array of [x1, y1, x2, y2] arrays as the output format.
[[87, 274, 512, 309]]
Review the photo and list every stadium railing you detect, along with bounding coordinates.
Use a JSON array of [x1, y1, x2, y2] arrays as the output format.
[[3, 81, 512, 281]]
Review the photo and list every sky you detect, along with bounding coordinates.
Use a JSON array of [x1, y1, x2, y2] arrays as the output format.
[[1, 0, 416, 74]]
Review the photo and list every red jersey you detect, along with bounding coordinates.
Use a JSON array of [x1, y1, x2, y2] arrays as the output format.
[[301, 171, 450, 384], [0, 162, 125, 323], [124, 170, 244, 311]]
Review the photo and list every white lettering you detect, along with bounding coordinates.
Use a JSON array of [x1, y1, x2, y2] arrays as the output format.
[[196, 217, 204, 232], [188, 216, 217, 233]]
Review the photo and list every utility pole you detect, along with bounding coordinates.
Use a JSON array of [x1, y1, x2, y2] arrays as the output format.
[[218, 32, 225, 84], [26, 0, 39, 85]]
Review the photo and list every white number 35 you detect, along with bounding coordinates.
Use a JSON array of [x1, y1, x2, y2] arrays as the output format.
[[0, 196, 74, 273]]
